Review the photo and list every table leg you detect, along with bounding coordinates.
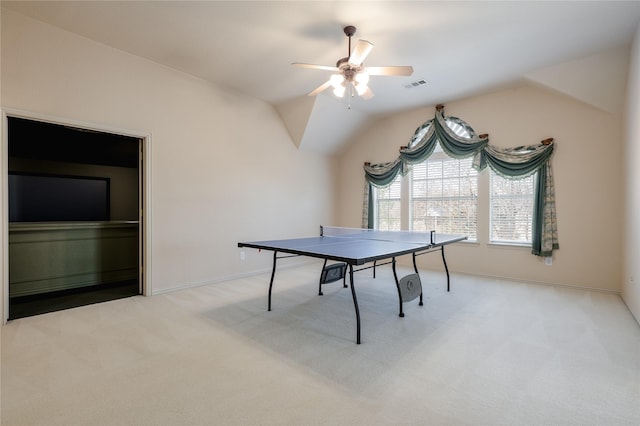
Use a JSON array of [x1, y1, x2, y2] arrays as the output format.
[[348, 264, 361, 344], [391, 257, 405, 318], [268, 251, 278, 311], [441, 246, 451, 292], [318, 258, 328, 296], [412, 253, 423, 306]]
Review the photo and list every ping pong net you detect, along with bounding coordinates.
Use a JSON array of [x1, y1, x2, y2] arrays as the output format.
[[320, 226, 436, 245]]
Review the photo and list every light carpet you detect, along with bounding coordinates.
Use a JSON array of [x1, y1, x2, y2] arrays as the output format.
[[2, 263, 639, 425]]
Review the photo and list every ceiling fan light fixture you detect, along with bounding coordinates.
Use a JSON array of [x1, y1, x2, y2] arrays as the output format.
[[329, 74, 344, 88], [333, 85, 346, 98], [355, 70, 370, 86], [355, 82, 368, 96]]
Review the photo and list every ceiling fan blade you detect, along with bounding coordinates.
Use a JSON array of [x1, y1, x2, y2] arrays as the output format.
[[367, 66, 414, 76], [308, 80, 333, 96], [292, 63, 339, 72], [348, 40, 374, 66]]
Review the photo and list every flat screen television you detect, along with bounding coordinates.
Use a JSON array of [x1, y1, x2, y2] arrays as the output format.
[[9, 173, 110, 222]]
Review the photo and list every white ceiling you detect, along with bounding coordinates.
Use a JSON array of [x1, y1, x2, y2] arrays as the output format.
[[4, 1, 640, 154]]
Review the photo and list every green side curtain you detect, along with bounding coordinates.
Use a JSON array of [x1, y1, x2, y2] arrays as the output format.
[[363, 106, 558, 257], [532, 163, 559, 256], [361, 182, 374, 229]]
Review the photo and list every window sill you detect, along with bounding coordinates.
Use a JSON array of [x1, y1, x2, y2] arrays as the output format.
[[488, 241, 531, 250], [460, 239, 479, 245]]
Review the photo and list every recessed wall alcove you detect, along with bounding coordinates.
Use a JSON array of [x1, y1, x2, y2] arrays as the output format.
[[7, 116, 142, 319]]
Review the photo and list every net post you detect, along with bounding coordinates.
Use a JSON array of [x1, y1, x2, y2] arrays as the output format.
[[430, 230, 435, 245], [320, 225, 324, 236]]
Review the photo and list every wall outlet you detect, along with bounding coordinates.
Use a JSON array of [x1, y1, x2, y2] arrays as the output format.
[[240, 251, 245, 261], [544, 256, 553, 266]]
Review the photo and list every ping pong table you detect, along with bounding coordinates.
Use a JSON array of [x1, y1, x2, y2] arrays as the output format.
[[238, 226, 466, 344]]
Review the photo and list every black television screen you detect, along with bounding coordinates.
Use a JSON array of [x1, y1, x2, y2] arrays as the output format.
[[9, 173, 110, 222]]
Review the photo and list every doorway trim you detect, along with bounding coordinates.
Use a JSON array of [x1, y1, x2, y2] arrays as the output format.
[[1, 108, 152, 324]]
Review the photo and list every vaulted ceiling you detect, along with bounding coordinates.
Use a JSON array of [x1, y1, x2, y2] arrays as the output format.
[[4, 1, 640, 154]]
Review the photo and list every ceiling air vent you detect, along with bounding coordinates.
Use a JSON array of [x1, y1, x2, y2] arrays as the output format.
[[404, 79, 428, 89]]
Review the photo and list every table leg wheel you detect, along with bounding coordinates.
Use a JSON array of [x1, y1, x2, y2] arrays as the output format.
[[399, 312, 405, 318]]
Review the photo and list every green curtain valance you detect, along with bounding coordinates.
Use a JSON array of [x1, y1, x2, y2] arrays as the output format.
[[362, 106, 558, 257], [398, 118, 438, 165], [481, 142, 554, 180], [363, 159, 408, 189], [432, 110, 489, 160]]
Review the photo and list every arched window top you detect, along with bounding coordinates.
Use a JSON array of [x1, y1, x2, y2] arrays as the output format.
[[407, 116, 475, 150]]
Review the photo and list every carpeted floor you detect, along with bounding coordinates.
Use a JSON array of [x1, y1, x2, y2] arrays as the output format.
[[2, 263, 639, 425]]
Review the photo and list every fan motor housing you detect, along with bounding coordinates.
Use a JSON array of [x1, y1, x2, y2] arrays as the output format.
[[336, 58, 359, 82], [336, 57, 349, 68]]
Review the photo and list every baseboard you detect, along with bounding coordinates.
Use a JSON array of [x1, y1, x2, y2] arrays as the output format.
[[151, 259, 322, 296], [410, 266, 622, 295]]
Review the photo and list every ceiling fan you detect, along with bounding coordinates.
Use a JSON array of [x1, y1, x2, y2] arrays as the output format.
[[292, 26, 414, 100]]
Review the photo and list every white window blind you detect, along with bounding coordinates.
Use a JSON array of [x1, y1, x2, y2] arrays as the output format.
[[374, 175, 401, 231], [410, 145, 477, 240], [490, 172, 535, 244]]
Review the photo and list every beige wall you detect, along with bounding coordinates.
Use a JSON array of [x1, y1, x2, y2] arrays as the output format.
[[623, 25, 640, 323], [337, 85, 624, 292], [1, 9, 335, 302]]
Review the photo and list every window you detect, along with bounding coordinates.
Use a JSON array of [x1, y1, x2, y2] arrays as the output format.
[[409, 117, 478, 240], [368, 111, 550, 249], [410, 145, 478, 240], [374, 174, 401, 230], [490, 172, 536, 244]]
